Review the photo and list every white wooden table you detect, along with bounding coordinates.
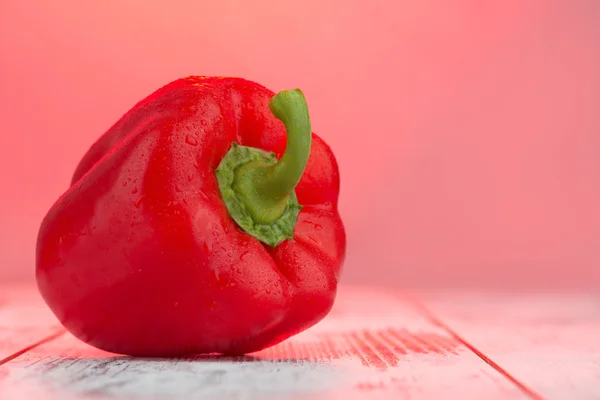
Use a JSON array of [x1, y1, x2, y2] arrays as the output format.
[[1, 284, 598, 399]]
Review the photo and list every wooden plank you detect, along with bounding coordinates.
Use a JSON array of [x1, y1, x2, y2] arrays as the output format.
[[0, 284, 64, 363], [0, 285, 525, 399], [419, 291, 600, 400]]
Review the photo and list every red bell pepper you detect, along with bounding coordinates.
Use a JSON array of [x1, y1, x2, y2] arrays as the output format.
[[35, 76, 346, 356]]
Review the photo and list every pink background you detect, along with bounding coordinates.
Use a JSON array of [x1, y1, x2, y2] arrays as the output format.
[[1, 1, 599, 289]]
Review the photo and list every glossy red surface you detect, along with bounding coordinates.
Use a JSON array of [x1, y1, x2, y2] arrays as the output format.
[[35, 77, 346, 356]]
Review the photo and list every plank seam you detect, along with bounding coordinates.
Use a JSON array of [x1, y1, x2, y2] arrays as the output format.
[[402, 294, 545, 400], [0, 329, 66, 366]]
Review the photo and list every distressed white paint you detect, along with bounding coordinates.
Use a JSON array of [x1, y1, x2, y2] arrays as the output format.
[[423, 291, 600, 400], [0, 285, 531, 399], [0, 284, 62, 360]]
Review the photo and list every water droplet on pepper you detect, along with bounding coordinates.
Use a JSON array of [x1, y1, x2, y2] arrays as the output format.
[[135, 195, 146, 208], [185, 135, 198, 146]]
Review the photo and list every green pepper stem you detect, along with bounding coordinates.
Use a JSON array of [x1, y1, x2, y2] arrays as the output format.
[[232, 89, 312, 225]]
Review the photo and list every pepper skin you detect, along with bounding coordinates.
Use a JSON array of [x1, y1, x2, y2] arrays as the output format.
[[35, 76, 346, 356]]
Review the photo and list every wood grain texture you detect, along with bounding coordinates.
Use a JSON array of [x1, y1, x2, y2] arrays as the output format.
[[0, 284, 64, 362], [420, 291, 600, 400], [0, 285, 524, 399]]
